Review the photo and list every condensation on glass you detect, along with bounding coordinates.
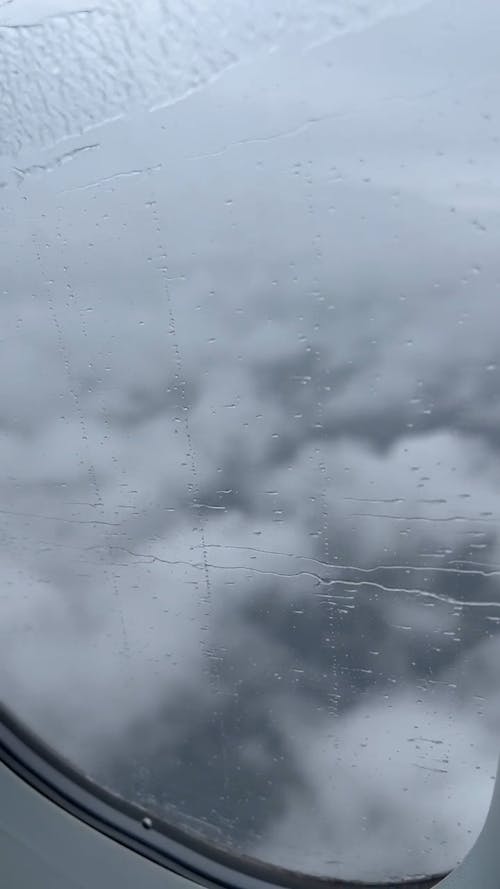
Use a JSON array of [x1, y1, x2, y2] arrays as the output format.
[[1, 0, 500, 883]]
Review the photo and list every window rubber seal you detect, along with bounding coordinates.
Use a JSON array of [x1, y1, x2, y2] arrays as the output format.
[[0, 703, 448, 889]]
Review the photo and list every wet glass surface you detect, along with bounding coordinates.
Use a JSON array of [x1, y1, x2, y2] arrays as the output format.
[[1, 0, 500, 882]]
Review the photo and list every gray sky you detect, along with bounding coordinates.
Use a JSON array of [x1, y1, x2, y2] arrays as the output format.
[[1, 0, 500, 883]]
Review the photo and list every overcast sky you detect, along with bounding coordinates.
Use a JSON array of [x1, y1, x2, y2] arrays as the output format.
[[1, 0, 500, 884]]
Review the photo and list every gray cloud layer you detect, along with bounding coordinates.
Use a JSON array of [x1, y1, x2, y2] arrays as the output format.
[[1, 0, 500, 883]]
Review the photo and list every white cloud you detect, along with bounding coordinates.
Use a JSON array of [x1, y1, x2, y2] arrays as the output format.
[[1, 0, 500, 880]]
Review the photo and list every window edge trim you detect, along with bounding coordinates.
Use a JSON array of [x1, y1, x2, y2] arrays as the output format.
[[0, 704, 448, 889]]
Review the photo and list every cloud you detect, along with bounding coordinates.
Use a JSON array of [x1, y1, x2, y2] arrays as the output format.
[[1, 0, 500, 881], [253, 687, 499, 881]]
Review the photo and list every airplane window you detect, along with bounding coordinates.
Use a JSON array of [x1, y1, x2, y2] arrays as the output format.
[[1, 1, 499, 885]]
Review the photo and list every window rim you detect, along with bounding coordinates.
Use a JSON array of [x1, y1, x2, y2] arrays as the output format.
[[0, 703, 448, 889]]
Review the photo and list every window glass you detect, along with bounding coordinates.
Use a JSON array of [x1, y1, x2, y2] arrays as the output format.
[[1, 0, 500, 883]]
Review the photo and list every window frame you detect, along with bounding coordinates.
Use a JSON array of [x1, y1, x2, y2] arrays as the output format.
[[0, 703, 448, 889]]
